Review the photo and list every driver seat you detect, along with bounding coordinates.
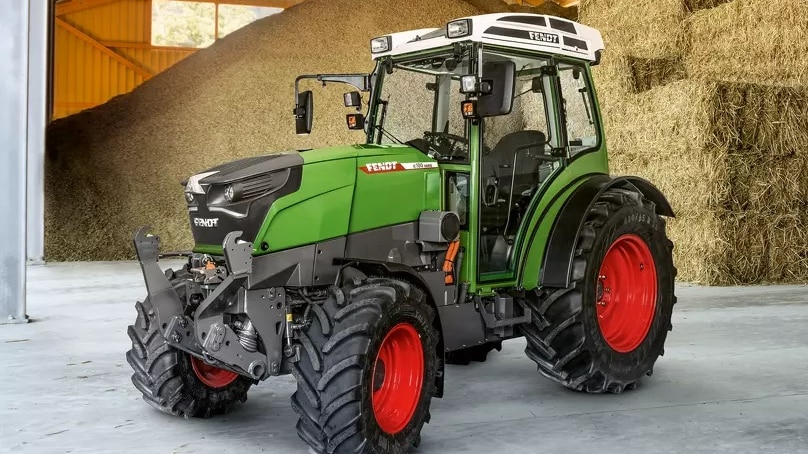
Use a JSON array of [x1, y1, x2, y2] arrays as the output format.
[[485, 130, 547, 197]]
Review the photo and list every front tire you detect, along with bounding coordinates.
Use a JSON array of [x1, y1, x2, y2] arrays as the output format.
[[291, 278, 439, 453], [522, 188, 676, 393], [126, 270, 252, 417]]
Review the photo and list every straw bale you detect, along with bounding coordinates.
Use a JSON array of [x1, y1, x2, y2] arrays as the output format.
[[606, 78, 808, 284], [684, 0, 808, 87], [46, 0, 482, 261], [579, 0, 686, 59], [668, 212, 808, 285]]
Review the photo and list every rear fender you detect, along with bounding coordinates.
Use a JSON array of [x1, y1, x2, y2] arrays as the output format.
[[540, 176, 675, 289]]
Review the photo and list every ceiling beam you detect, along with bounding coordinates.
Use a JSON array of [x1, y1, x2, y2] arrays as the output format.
[[55, 17, 154, 80], [517, 0, 580, 7], [170, 0, 306, 7], [55, 0, 119, 17]]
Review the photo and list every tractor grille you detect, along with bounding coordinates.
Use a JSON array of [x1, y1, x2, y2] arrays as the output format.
[[239, 172, 281, 200]]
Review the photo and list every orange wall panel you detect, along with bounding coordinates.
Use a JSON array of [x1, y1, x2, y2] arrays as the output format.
[[53, 0, 195, 119]]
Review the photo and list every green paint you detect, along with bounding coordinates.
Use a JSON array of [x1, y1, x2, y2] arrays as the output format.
[[253, 157, 356, 253], [350, 148, 441, 232]]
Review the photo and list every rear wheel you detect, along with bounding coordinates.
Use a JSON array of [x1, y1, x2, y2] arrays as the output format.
[[126, 270, 252, 417], [291, 277, 439, 453], [521, 188, 675, 393]]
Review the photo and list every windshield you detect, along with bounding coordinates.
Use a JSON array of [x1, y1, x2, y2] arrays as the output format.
[[372, 52, 471, 161]]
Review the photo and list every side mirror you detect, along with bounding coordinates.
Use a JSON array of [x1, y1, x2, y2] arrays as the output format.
[[294, 90, 313, 135], [343, 91, 362, 108], [477, 60, 516, 117], [346, 113, 365, 130]]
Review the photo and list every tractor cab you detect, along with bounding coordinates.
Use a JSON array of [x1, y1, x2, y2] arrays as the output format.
[[294, 13, 605, 289]]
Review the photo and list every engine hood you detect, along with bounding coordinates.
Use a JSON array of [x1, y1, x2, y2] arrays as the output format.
[[185, 153, 304, 248]]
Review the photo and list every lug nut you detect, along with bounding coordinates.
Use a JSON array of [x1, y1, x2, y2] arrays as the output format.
[[171, 331, 182, 343]]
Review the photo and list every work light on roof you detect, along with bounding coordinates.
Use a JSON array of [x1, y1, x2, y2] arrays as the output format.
[[446, 19, 471, 38], [370, 36, 392, 54]]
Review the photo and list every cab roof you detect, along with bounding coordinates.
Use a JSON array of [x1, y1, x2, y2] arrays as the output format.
[[371, 13, 605, 64]]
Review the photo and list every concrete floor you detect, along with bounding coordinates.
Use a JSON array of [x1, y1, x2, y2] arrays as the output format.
[[2, 261, 808, 454]]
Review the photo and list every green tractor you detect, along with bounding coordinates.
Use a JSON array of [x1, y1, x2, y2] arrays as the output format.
[[127, 12, 676, 454]]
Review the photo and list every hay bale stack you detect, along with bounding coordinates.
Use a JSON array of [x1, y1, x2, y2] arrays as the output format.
[[579, 0, 686, 59], [582, 0, 808, 283], [607, 80, 808, 284], [684, 0, 808, 87]]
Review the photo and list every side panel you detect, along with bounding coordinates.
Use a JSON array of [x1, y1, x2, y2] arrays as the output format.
[[516, 151, 609, 290], [350, 150, 441, 233], [253, 159, 357, 252]]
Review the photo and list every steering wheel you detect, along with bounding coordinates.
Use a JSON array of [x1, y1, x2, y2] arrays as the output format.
[[423, 131, 468, 159]]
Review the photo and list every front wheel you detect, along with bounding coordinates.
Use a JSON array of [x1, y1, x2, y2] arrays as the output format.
[[291, 278, 439, 453], [126, 270, 252, 417], [522, 188, 676, 393]]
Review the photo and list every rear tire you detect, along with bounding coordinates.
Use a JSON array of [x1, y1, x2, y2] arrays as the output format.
[[291, 277, 439, 453], [126, 270, 252, 417], [521, 188, 676, 393]]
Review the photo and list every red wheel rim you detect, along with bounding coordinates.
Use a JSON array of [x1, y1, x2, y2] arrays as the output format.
[[596, 234, 658, 353], [372, 323, 424, 434], [190, 356, 239, 388]]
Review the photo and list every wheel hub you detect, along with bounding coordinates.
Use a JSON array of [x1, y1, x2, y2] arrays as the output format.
[[371, 323, 424, 434], [596, 234, 658, 353], [190, 356, 239, 388]]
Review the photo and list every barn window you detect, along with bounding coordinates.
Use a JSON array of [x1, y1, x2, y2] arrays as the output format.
[[151, 1, 282, 48]]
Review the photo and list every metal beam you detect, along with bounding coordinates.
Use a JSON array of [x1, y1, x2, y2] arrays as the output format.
[[55, 0, 119, 17], [0, 0, 30, 324], [55, 17, 154, 80], [28, 0, 48, 264], [102, 41, 198, 52], [172, 0, 305, 8]]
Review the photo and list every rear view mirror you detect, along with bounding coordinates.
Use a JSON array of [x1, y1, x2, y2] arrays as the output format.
[[344, 91, 362, 108], [294, 90, 313, 135], [477, 60, 516, 117]]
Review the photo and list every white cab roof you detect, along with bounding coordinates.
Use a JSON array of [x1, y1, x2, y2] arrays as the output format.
[[373, 13, 604, 63]]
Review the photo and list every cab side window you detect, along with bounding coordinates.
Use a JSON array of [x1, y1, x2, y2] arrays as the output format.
[[558, 63, 599, 157]]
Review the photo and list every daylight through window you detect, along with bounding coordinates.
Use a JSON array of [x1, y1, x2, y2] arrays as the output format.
[[151, 1, 282, 48]]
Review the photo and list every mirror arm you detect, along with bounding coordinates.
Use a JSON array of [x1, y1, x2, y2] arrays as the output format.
[[294, 73, 370, 104]]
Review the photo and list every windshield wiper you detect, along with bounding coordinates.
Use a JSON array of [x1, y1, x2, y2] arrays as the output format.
[[374, 100, 403, 144]]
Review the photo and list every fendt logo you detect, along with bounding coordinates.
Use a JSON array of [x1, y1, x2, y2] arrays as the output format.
[[364, 161, 402, 173], [528, 31, 559, 44], [194, 217, 219, 228], [360, 161, 439, 174]]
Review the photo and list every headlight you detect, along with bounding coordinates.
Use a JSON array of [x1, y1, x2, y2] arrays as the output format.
[[185, 192, 194, 203], [460, 75, 477, 93], [446, 19, 472, 39], [370, 36, 392, 53], [223, 183, 244, 203]]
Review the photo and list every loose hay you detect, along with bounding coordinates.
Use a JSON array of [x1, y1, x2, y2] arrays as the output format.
[[579, 0, 687, 59], [684, 0, 808, 87], [607, 79, 808, 284]]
